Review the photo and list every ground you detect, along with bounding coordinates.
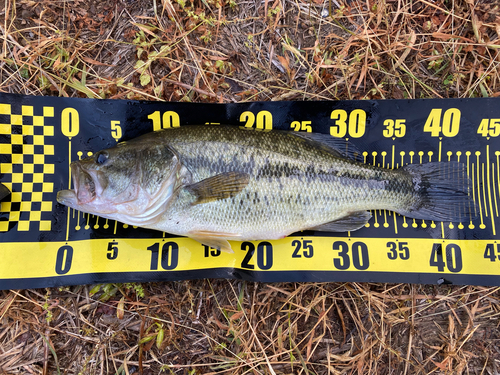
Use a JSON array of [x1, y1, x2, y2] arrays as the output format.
[[1, 0, 500, 374]]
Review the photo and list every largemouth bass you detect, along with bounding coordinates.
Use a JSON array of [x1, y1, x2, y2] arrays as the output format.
[[57, 125, 475, 252]]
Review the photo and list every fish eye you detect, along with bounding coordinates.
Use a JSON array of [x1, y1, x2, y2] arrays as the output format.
[[95, 151, 109, 165]]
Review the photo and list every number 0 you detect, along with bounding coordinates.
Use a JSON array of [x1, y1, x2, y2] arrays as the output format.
[[442, 108, 460, 137], [55, 245, 73, 275], [61, 108, 80, 138]]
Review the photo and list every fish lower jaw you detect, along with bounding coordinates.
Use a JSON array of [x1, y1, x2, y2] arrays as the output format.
[[57, 189, 120, 217], [56, 189, 78, 207]]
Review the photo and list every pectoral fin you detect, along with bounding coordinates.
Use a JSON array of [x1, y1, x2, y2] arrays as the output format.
[[188, 230, 240, 254], [186, 172, 250, 205], [309, 211, 372, 232]]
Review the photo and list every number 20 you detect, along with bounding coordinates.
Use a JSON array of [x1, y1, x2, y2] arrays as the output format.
[[240, 111, 273, 130]]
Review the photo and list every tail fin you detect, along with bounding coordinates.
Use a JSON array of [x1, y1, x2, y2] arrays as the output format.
[[398, 162, 477, 222]]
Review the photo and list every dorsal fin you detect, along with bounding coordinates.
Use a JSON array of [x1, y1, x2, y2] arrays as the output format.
[[293, 132, 363, 162]]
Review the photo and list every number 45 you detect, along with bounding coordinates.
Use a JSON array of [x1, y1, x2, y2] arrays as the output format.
[[477, 119, 500, 137]]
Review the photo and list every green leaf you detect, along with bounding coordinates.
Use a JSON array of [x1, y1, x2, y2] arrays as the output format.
[[89, 284, 102, 295], [479, 82, 489, 98], [215, 60, 224, 69], [138, 335, 155, 345], [156, 328, 164, 349], [38, 75, 50, 89], [140, 73, 151, 86], [154, 85, 163, 98], [159, 45, 171, 54], [40, 334, 61, 375], [134, 60, 146, 70]]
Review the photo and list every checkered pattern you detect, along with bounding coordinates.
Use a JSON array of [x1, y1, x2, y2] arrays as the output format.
[[0, 104, 55, 231]]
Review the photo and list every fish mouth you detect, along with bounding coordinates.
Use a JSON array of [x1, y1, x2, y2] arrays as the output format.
[[57, 163, 102, 207], [57, 163, 117, 215], [72, 163, 97, 204]]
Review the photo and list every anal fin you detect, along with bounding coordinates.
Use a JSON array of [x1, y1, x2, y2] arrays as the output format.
[[309, 211, 371, 232], [188, 230, 240, 254]]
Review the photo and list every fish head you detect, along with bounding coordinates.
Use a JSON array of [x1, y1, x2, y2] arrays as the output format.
[[57, 140, 181, 217]]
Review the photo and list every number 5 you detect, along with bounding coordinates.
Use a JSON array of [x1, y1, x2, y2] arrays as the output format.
[[111, 121, 122, 141]]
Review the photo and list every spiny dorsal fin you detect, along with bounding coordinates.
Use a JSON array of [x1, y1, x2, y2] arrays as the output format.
[[293, 132, 363, 161], [309, 211, 372, 232], [186, 172, 250, 205]]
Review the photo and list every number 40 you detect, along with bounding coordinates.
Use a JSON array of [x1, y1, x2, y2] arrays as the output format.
[[423, 108, 461, 137]]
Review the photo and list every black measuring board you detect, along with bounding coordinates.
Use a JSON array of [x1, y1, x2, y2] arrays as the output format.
[[0, 92, 499, 289]]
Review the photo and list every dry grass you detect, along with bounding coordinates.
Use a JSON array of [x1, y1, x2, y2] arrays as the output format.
[[1, 0, 500, 373], [1, 283, 500, 374]]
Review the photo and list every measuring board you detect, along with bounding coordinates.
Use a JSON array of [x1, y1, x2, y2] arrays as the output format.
[[0, 93, 499, 289]]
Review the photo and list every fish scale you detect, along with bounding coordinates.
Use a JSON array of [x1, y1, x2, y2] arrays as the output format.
[[57, 125, 475, 252], [159, 126, 416, 239]]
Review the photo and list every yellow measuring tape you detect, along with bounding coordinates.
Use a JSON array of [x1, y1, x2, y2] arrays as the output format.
[[0, 94, 498, 288], [0, 238, 497, 280]]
